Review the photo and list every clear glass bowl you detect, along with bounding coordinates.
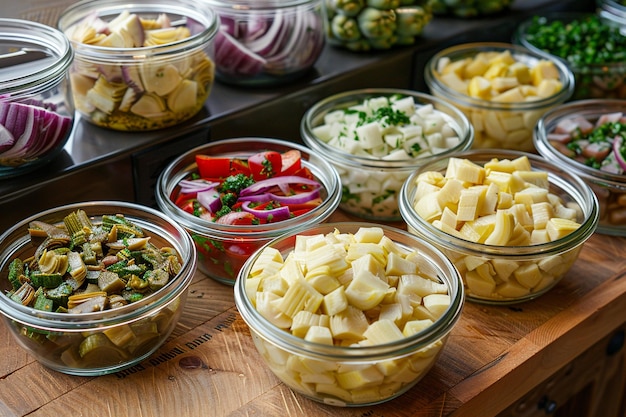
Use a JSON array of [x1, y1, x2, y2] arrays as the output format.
[[399, 149, 599, 305], [0, 18, 74, 177], [300, 88, 474, 222], [424, 42, 574, 152], [513, 12, 626, 100], [0, 201, 197, 376], [534, 99, 626, 236], [203, 0, 325, 86], [58, 0, 218, 131], [234, 222, 464, 407], [155, 137, 341, 285]]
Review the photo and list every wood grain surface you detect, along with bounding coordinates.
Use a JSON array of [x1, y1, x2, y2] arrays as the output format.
[[1, 210, 625, 417]]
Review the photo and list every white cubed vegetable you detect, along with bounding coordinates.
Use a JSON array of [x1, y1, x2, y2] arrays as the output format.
[[323, 110, 345, 125], [424, 114, 445, 134], [311, 124, 333, 142], [382, 148, 411, 161], [398, 124, 423, 139], [384, 132, 404, 149], [416, 103, 434, 118], [367, 96, 390, 112], [355, 122, 384, 149], [391, 96, 416, 116]]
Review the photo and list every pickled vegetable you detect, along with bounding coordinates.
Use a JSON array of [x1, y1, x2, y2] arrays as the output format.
[[64, 11, 215, 131]]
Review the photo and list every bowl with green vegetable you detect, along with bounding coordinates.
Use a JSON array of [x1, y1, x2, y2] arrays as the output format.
[[0, 201, 197, 376], [301, 88, 474, 221], [322, 0, 433, 51], [155, 137, 342, 285], [202, 0, 326, 86], [58, 0, 218, 131], [399, 149, 599, 304], [534, 99, 626, 236], [513, 12, 626, 100], [234, 222, 464, 406], [0, 18, 75, 178]]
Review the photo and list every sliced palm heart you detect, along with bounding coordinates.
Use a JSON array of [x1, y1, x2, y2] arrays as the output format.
[[246, 226, 451, 404], [411, 155, 583, 300]]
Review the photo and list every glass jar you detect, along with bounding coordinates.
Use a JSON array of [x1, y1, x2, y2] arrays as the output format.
[[534, 99, 626, 236], [58, 0, 218, 131], [202, 0, 325, 86], [399, 149, 599, 305], [301, 88, 473, 222], [155, 137, 342, 285], [0, 18, 74, 177], [234, 222, 464, 406], [0, 201, 197, 376], [424, 42, 574, 152]]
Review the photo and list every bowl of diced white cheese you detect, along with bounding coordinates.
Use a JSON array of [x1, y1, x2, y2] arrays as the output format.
[[399, 149, 599, 304], [301, 88, 474, 221], [234, 222, 464, 406]]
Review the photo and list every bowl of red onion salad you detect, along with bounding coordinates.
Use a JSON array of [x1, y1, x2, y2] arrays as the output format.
[[534, 99, 626, 236], [155, 137, 342, 285]]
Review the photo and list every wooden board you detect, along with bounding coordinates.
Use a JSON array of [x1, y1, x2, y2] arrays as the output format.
[[0, 210, 625, 417]]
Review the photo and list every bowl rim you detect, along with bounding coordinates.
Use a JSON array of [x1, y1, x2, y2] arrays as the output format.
[[155, 136, 342, 238], [234, 222, 465, 362], [0, 200, 197, 331], [300, 87, 475, 169], [534, 98, 626, 190], [398, 148, 599, 258], [424, 42, 575, 110]]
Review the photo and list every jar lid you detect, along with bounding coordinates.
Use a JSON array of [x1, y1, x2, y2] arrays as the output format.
[[0, 18, 72, 93]]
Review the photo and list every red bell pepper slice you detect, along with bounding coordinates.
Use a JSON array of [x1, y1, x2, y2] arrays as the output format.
[[248, 151, 282, 181], [279, 150, 302, 176], [196, 155, 232, 179]]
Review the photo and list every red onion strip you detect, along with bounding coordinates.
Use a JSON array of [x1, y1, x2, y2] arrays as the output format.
[[241, 201, 290, 221], [240, 175, 321, 196]]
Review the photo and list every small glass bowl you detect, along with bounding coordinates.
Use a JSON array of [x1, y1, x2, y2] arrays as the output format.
[[0, 201, 197, 376], [534, 99, 626, 236], [301, 88, 474, 222], [424, 42, 574, 152], [513, 12, 626, 100], [58, 0, 218, 131], [234, 222, 464, 407], [399, 149, 599, 305], [155, 137, 341, 285], [0, 18, 74, 177], [203, 0, 325, 86]]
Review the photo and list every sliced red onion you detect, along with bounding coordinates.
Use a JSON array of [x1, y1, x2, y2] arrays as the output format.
[[215, 211, 255, 225], [197, 188, 222, 213], [269, 189, 320, 204], [239, 175, 321, 197], [613, 135, 626, 171], [241, 201, 290, 221], [179, 179, 220, 194]]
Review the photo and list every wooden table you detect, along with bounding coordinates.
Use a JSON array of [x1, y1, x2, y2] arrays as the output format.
[[1, 210, 625, 417]]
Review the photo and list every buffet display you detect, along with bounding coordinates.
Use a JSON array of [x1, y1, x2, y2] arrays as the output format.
[[0, 0, 624, 412]]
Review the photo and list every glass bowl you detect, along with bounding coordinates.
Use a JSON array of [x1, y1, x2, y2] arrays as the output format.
[[300, 88, 474, 222], [234, 222, 464, 406], [155, 137, 342, 285], [203, 0, 325, 86], [513, 12, 626, 100], [424, 42, 574, 152], [534, 99, 626, 236], [399, 149, 599, 305], [0, 18, 74, 177], [322, 0, 433, 51], [0, 201, 197, 376], [58, 0, 218, 131]]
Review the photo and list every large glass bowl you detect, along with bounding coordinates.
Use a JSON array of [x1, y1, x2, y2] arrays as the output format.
[[234, 222, 464, 406], [301, 88, 474, 221], [399, 149, 599, 305], [58, 0, 218, 131], [0, 201, 197, 376], [155, 137, 342, 285]]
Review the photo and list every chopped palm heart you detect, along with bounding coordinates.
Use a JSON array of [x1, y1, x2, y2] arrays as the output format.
[[412, 155, 584, 300], [4, 209, 184, 368], [435, 49, 564, 151], [246, 226, 451, 405], [64, 10, 215, 131]]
